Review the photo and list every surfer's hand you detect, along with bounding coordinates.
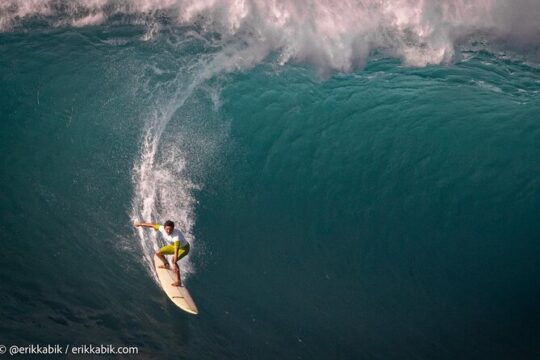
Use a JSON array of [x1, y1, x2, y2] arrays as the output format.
[[133, 222, 140, 227]]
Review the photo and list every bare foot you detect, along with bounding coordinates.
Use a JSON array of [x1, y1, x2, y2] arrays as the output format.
[[171, 281, 182, 287], [158, 263, 170, 269]]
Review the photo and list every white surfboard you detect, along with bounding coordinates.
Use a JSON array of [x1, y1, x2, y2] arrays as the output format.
[[153, 254, 198, 315]]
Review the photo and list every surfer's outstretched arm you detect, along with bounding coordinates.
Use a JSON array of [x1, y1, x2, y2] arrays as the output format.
[[134, 222, 159, 229]]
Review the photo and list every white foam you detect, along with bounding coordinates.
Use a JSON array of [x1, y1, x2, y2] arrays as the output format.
[[130, 53, 226, 282], [131, 95, 198, 282], [2, 0, 539, 70]]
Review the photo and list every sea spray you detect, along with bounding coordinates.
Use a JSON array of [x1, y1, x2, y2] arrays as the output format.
[[2, 0, 539, 70]]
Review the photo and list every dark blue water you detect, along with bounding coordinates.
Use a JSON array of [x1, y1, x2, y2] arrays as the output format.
[[1, 6, 540, 360]]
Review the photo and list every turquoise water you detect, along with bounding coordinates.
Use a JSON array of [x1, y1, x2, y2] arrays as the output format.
[[1, 3, 540, 359]]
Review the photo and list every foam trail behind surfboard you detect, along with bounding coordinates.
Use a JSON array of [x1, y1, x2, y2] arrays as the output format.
[[129, 26, 256, 283], [131, 62, 209, 283]]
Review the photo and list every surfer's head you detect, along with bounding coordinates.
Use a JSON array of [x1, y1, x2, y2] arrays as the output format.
[[164, 220, 175, 235]]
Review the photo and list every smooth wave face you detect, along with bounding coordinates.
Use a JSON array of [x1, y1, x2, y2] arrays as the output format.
[[1, 2, 540, 359]]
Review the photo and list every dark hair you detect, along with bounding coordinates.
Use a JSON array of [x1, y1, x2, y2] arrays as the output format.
[[164, 220, 175, 228]]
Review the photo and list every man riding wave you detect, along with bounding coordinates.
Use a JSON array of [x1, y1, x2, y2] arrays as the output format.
[[134, 220, 190, 287]]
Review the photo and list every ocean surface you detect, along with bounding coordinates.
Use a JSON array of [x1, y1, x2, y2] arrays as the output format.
[[1, 1, 540, 359]]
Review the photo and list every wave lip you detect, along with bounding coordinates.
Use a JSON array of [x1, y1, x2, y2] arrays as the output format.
[[2, 1, 540, 70]]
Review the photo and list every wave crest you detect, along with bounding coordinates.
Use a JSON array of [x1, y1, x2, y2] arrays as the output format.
[[3, 0, 539, 69]]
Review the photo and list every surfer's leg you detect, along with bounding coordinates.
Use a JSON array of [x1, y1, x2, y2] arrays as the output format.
[[171, 244, 190, 287], [175, 243, 190, 262], [156, 245, 174, 268], [172, 267, 182, 287]]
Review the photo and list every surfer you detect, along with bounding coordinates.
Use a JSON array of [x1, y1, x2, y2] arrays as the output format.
[[134, 220, 190, 287]]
